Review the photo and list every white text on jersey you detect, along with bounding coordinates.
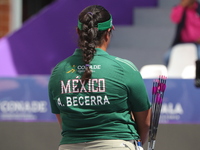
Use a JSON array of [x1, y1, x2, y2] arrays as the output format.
[[60, 79, 105, 94]]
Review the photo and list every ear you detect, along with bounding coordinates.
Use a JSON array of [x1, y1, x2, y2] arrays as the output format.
[[107, 28, 111, 33], [104, 29, 111, 41]]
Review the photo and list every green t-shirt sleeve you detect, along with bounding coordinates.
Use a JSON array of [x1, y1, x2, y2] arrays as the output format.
[[121, 59, 151, 112], [48, 67, 60, 114]]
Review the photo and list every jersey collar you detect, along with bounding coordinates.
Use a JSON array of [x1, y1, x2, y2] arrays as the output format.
[[73, 48, 109, 56]]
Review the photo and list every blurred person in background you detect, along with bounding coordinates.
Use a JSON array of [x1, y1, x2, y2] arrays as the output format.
[[164, 0, 200, 66]]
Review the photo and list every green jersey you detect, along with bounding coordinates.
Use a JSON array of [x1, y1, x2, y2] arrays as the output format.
[[48, 48, 151, 145]]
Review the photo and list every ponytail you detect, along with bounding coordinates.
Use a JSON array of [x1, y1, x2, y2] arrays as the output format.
[[77, 5, 112, 82]]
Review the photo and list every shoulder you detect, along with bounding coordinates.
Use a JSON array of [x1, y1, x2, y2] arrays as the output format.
[[114, 57, 139, 72], [49, 56, 73, 78], [104, 54, 139, 72], [52, 58, 67, 72]]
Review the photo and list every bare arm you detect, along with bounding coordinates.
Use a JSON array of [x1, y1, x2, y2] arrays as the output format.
[[133, 108, 151, 144], [55, 114, 62, 129]]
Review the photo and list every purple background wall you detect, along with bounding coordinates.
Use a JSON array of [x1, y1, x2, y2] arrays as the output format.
[[0, 0, 157, 76]]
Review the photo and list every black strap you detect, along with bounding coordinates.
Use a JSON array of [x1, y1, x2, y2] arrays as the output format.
[[171, 8, 186, 47], [196, 1, 200, 15]]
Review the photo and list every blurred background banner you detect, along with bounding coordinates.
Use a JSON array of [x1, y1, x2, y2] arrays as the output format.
[[0, 76, 56, 122], [0, 76, 200, 124], [145, 79, 200, 124]]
